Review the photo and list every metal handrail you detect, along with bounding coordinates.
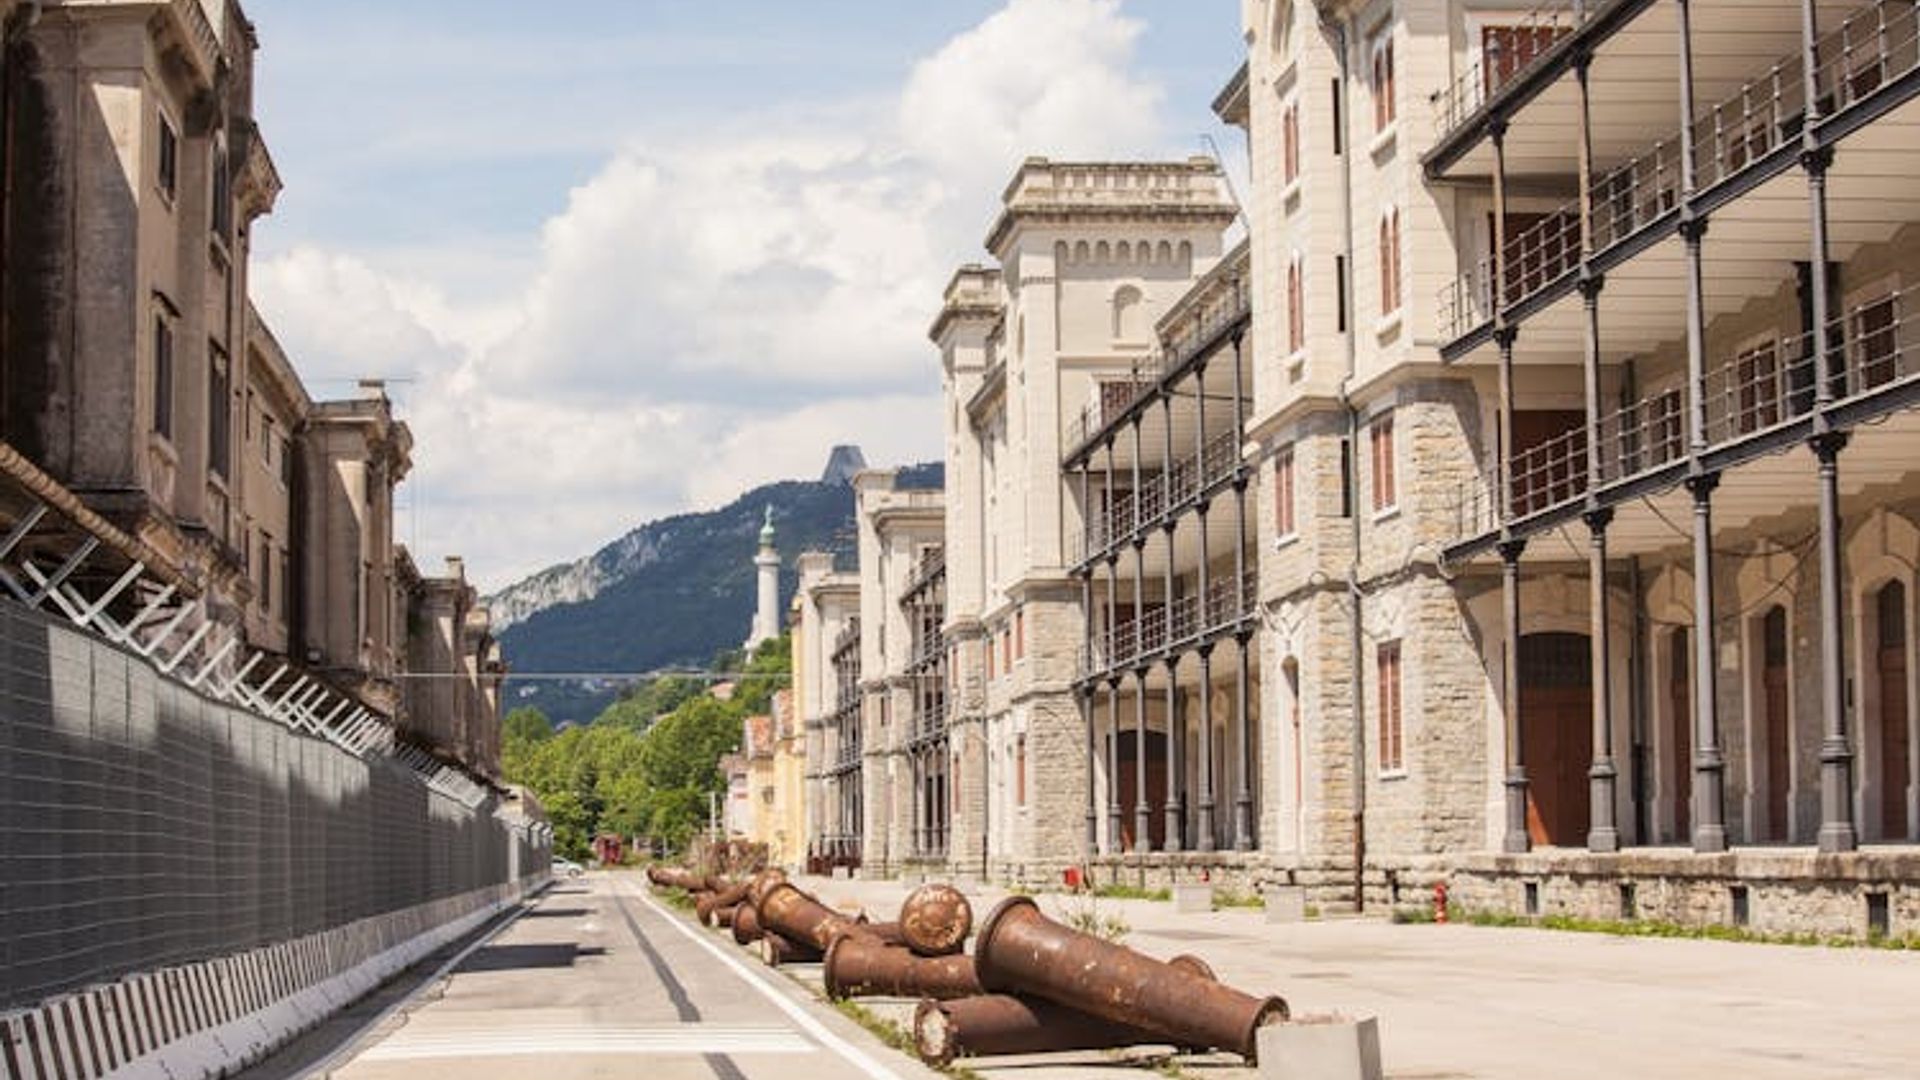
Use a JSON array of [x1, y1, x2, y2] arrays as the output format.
[[1070, 427, 1246, 566], [1429, 0, 1596, 140]]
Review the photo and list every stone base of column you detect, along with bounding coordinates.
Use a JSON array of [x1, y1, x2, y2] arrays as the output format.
[[1691, 824, 1728, 854], [1817, 823, 1858, 853], [1503, 774, 1531, 854], [1164, 802, 1184, 854]]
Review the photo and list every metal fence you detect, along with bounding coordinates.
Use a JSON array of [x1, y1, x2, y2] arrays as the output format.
[[0, 597, 545, 1012]]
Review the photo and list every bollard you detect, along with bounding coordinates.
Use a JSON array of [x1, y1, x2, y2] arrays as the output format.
[[973, 896, 1288, 1062], [899, 884, 973, 957], [822, 934, 984, 1001]]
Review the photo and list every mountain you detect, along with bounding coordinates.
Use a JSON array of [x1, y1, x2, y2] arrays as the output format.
[[488, 454, 942, 724]]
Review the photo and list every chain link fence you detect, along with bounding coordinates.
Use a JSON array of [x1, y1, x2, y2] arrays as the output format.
[[0, 598, 543, 1012]]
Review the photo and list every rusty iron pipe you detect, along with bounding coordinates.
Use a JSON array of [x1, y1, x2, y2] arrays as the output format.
[[648, 865, 705, 891], [972, 896, 1287, 1062], [822, 934, 983, 1001], [756, 882, 866, 952], [863, 920, 908, 947], [899, 883, 973, 957], [715, 904, 738, 928], [732, 901, 764, 945], [760, 933, 823, 966], [746, 868, 789, 909], [913, 994, 1193, 1066]]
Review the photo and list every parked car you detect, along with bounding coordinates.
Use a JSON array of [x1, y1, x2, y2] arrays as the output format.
[[551, 858, 585, 878]]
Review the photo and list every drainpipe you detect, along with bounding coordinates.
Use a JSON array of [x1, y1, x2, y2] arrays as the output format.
[[1320, 2, 1365, 912]]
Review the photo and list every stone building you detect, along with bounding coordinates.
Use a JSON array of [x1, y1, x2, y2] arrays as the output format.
[[763, 687, 806, 868], [0, 0, 502, 776], [1227, 0, 1920, 932], [933, 159, 1242, 883], [853, 469, 946, 876], [795, 550, 862, 870], [402, 555, 506, 780]]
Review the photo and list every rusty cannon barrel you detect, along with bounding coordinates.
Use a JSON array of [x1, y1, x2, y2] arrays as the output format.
[[972, 896, 1288, 1062], [822, 934, 984, 1001], [913, 994, 1199, 1066], [732, 902, 765, 945], [648, 865, 705, 891], [715, 904, 739, 928], [745, 868, 789, 909], [862, 921, 908, 948], [756, 883, 866, 952], [760, 933, 824, 966], [698, 880, 751, 926], [898, 883, 973, 957]]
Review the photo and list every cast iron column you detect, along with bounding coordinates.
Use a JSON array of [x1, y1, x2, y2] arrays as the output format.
[[1197, 643, 1217, 853], [1231, 328, 1255, 851], [1131, 416, 1152, 850], [1079, 464, 1098, 855], [1580, 272, 1620, 852], [1501, 538, 1531, 853], [1162, 391, 1184, 849], [1802, 0, 1857, 853]]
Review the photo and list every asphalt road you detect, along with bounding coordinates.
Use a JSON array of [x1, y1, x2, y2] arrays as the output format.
[[303, 875, 931, 1080]]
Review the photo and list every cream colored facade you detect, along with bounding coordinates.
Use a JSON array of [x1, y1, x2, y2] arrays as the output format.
[[795, 550, 862, 869], [763, 687, 806, 868], [934, 159, 1241, 882], [853, 469, 946, 876], [1221, 0, 1920, 932]]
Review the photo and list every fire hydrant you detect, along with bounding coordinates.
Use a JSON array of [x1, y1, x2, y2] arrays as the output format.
[[1433, 880, 1450, 924]]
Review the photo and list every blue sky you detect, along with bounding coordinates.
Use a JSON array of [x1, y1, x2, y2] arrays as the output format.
[[243, 0, 1248, 590]]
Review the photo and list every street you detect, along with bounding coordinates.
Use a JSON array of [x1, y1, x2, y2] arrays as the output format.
[[277, 875, 932, 1080]]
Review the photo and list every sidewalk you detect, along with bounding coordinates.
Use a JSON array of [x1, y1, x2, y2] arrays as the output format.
[[787, 874, 1920, 1079]]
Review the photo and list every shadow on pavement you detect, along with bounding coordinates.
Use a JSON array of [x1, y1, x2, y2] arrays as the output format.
[[457, 944, 607, 972]]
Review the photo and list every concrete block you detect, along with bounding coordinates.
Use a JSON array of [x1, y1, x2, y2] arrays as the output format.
[[1265, 885, 1307, 923], [831, 866, 852, 880], [1258, 1014, 1383, 1080], [1173, 882, 1214, 913]]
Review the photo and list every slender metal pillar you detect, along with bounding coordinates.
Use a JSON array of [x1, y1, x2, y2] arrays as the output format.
[[1130, 417, 1151, 850], [1801, 0, 1858, 854], [1230, 330, 1255, 851], [1686, 475, 1728, 852], [1501, 539, 1531, 853], [1197, 644, 1217, 852], [1161, 392, 1184, 849], [1105, 677, 1122, 854], [1586, 512, 1620, 853], [1081, 467, 1098, 856]]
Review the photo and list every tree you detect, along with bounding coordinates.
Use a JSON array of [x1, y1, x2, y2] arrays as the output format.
[[504, 706, 553, 745]]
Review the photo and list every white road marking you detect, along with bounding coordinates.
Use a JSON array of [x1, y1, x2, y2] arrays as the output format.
[[358, 1024, 816, 1061], [622, 879, 912, 1080]]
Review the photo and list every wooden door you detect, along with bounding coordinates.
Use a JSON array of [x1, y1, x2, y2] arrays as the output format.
[[1509, 410, 1587, 516], [1521, 633, 1593, 846], [1482, 25, 1569, 95], [1763, 608, 1791, 841], [1880, 583, 1911, 839], [1669, 628, 1692, 840], [1115, 730, 1169, 851]]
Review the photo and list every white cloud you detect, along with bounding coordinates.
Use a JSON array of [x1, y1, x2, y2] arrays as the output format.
[[251, 0, 1170, 592]]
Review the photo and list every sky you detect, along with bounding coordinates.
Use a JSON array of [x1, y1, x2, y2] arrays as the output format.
[[243, 0, 1250, 592]]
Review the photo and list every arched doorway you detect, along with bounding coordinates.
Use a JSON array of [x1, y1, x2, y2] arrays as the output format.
[[1878, 582, 1911, 839], [1668, 627, 1692, 841], [1520, 632, 1593, 846], [1761, 606, 1791, 841]]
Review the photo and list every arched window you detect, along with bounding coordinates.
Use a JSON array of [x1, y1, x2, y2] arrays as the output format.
[[1371, 30, 1396, 132], [1113, 285, 1145, 340], [1379, 208, 1402, 315], [1286, 255, 1304, 354], [1282, 101, 1300, 184]]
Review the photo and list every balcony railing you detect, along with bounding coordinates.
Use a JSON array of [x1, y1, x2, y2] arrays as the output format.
[[1063, 276, 1251, 461], [1429, 0, 1598, 143], [1069, 428, 1244, 566], [1081, 568, 1259, 678], [904, 546, 946, 597], [1446, 280, 1920, 542], [1437, 0, 1920, 343]]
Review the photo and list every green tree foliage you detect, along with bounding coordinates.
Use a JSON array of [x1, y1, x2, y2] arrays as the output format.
[[500, 635, 791, 858]]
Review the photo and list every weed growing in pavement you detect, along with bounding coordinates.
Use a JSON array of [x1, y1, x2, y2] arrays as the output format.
[[832, 1000, 983, 1080], [1213, 888, 1264, 909], [656, 886, 696, 912], [1091, 882, 1172, 902], [1392, 904, 1920, 949], [1058, 894, 1131, 942]]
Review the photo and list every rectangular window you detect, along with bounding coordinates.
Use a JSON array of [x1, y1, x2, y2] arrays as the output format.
[[1734, 340, 1781, 433], [1378, 640, 1404, 772], [153, 315, 174, 439], [1002, 627, 1012, 672], [1287, 257, 1304, 354], [1369, 412, 1397, 512], [208, 345, 231, 480], [280, 435, 294, 488], [260, 532, 274, 613], [1015, 609, 1025, 660], [280, 546, 293, 624], [157, 113, 178, 199], [211, 145, 232, 238], [1339, 437, 1354, 518], [1852, 293, 1899, 390], [261, 416, 276, 466], [1379, 209, 1403, 315], [1334, 255, 1349, 333], [1330, 78, 1343, 155], [1016, 733, 1028, 807], [1274, 447, 1297, 537]]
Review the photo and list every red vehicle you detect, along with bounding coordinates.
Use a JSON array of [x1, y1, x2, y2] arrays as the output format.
[[592, 834, 625, 866]]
